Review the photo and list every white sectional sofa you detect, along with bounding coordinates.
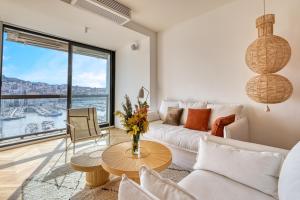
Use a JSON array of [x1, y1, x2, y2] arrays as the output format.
[[143, 100, 249, 169], [177, 136, 290, 200], [120, 135, 300, 200]]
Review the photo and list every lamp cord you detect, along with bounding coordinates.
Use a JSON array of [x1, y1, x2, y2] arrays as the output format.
[[263, 0, 270, 112], [264, 0, 266, 16]]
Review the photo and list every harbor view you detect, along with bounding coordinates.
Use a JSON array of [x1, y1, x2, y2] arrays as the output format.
[[0, 76, 109, 139]]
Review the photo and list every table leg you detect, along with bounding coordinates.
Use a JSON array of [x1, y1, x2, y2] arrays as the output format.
[[86, 166, 109, 188]]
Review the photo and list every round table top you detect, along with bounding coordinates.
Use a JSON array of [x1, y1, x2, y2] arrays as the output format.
[[101, 140, 172, 178], [70, 146, 106, 172]]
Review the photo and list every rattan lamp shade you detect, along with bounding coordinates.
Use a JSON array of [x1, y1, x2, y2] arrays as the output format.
[[246, 14, 291, 74], [245, 14, 293, 107], [246, 74, 293, 104]]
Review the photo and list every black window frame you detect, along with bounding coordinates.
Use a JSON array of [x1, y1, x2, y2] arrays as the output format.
[[0, 24, 115, 144]]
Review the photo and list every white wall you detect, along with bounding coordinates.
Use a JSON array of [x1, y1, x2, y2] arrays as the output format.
[[125, 22, 158, 110], [157, 0, 300, 149], [115, 38, 150, 128]]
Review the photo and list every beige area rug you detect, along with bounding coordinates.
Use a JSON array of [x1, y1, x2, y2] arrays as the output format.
[[21, 146, 190, 200]]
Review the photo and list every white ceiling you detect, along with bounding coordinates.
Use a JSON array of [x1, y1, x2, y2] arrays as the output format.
[[0, 0, 147, 50], [0, 0, 237, 50], [119, 0, 237, 31]]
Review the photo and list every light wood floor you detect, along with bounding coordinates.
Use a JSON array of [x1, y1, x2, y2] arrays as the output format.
[[0, 129, 129, 200]]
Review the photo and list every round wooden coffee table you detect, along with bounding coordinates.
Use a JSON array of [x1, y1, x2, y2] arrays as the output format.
[[101, 140, 172, 183], [70, 148, 109, 188]]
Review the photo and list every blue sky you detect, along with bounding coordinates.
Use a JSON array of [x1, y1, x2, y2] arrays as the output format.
[[2, 33, 108, 88]]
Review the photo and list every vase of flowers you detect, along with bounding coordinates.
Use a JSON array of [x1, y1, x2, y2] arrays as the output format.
[[132, 133, 140, 155], [115, 95, 149, 155]]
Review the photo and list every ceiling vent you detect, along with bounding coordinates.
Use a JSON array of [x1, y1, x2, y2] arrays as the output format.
[[62, 0, 131, 25]]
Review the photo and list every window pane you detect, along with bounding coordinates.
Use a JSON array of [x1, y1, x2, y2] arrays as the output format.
[[0, 28, 68, 140], [0, 98, 67, 138], [72, 46, 110, 124]]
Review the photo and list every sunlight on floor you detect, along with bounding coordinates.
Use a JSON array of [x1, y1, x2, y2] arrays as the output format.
[[0, 129, 129, 200]]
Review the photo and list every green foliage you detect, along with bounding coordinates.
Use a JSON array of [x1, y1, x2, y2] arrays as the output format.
[[122, 95, 133, 119]]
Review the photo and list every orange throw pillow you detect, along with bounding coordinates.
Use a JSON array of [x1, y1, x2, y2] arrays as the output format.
[[184, 108, 211, 131], [211, 114, 236, 137]]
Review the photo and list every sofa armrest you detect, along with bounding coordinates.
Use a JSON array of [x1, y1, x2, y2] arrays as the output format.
[[147, 111, 161, 122], [224, 117, 249, 142]]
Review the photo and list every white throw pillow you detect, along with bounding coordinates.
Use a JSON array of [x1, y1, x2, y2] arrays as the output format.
[[194, 137, 284, 198], [278, 141, 300, 200], [159, 100, 179, 121], [139, 166, 197, 200], [179, 100, 207, 125], [207, 103, 243, 129], [118, 175, 159, 200], [147, 111, 161, 122]]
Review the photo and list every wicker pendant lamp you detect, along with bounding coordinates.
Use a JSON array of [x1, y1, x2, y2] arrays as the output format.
[[246, 74, 293, 104], [245, 0, 293, 111]]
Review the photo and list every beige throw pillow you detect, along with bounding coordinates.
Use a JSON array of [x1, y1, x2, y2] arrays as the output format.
[[163, 107, 183, 126]]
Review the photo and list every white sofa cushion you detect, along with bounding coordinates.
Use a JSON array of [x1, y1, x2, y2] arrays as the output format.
[[179, 100, 207, 125], [179, 170, 276, 200], [118, 175, 159, 200], [207, 103, 243, 129], [139, 166, 197, 200], [224, 117, 249, 141], [144, 120, 208, 153], [194, 137, 284, 198], [159, 100, 179, 121], [278, 141, 300, 200]]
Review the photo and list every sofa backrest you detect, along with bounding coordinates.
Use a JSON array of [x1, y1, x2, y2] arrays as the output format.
[[278, 141, 300, 200], [208, 135, 289, 155]]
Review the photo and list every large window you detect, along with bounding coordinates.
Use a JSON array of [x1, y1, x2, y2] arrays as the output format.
[[0, 26, 115, 144]]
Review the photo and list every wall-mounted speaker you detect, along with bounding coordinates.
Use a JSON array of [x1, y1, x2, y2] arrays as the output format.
[[131, 42, 139, 50]]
